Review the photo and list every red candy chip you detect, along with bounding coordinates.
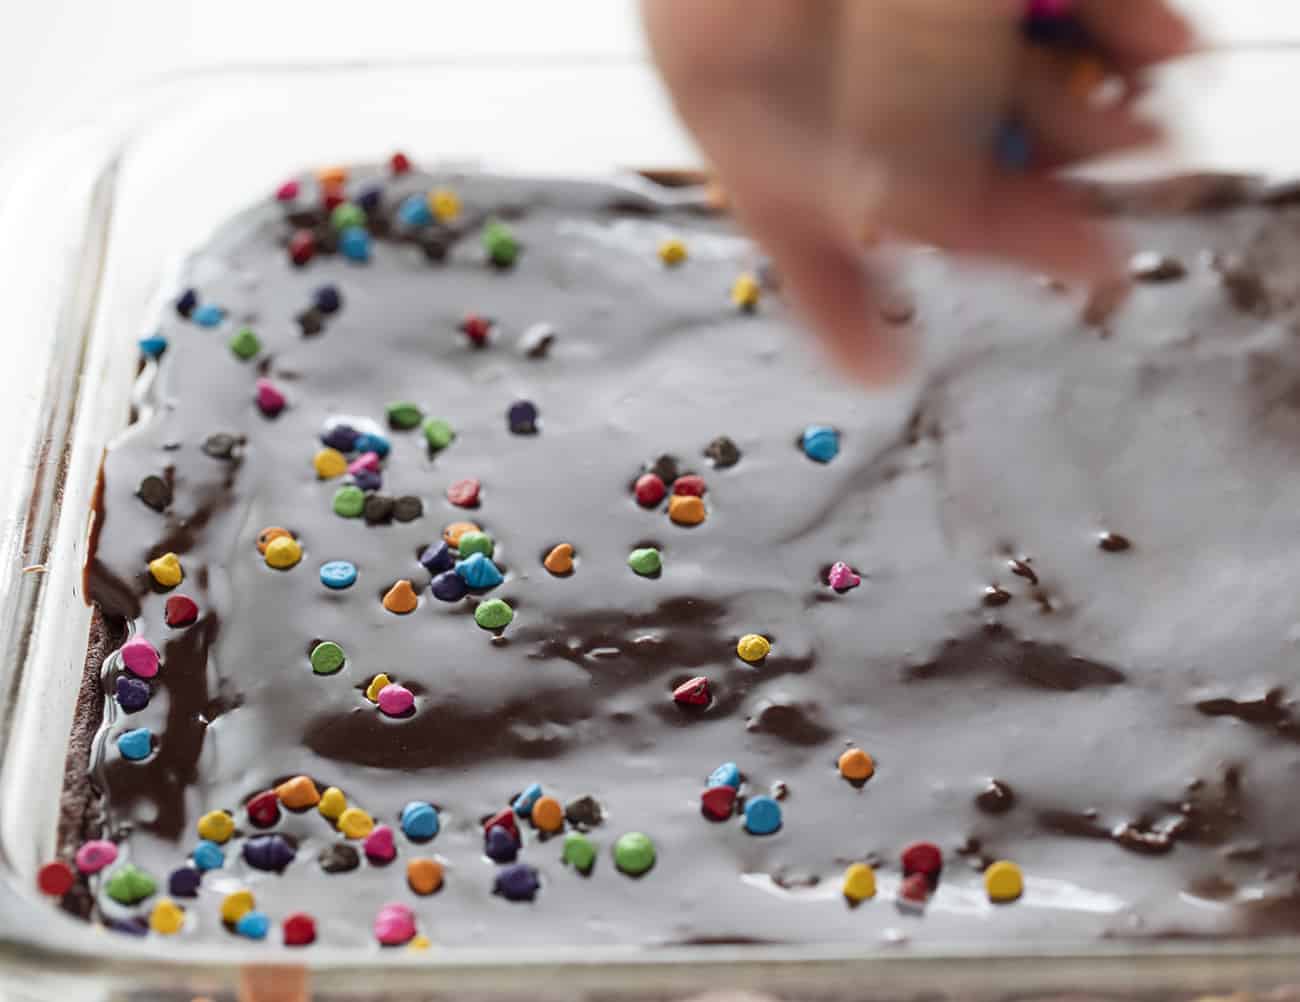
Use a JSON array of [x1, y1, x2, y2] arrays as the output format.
[[289, 229, 315, 267], [634, 473, 666, 508], [899, 872, 931, 904], [672, 474, 707, 497], [246, 790, 281, 828], [37, 860, 75, 897], [446, 478, 481, 508], [460, 313, 492, 346], [275, 179, 300, 202], [672, 676, 711, 707], [164, 594, 199, 628], [700, 785, 737, 822], [482, 807, 519, 844], [900, 841, 943, 882], [283, 912, 317, 946], [321, 181, 346, 212], [389, 151, 412, 175]]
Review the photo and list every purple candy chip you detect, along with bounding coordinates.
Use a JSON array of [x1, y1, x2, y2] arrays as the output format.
[[350, 470, 382, 492], [484, 825, 518, 863], [430, 570, 468, 602], [243, 834, 296, 872], [168, 866, 202, 898], [494, 863, 540, 901], [115, 675, 150, 713], [322, 423, 361, 452], [419, 541, 454, 574]]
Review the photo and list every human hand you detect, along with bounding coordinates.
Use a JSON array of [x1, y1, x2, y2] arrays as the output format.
[[641, 0, 1194, 384]]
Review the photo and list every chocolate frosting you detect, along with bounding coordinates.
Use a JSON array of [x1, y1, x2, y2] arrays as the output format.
[[79, 166, 1300, 947]]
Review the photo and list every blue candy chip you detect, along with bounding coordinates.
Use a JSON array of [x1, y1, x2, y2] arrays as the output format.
[[801, 425, 840, 463], [398, 195, 433, 228], [995, 119, 1033, 172], [192, 304, 225, 328], [455, 552, 504, 590], [743, 795, 782, 836], [320, 560, 358, 590], [235, 910, 270, 940], [708, 762, 741, 790], [340, 226, 371, 262], [400, 801, 440, 841], [138, 334, 168, 359], [191, 840, 224, 872], [352, 432, 390, 457], [117, 728, 152, 761], [512, 782, 543, 817]]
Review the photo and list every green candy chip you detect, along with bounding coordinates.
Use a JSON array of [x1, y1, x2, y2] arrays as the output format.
[[332, 485, 366, 518], [422, 417, 455, 450], [386, 401, 423, 430], [105, 864, 157, 905], [229, 327, 261, 360], [456, 531, 493, 558], [310, 641, 346, 675], [482, 219, 519, 268], [330, 202, 367, 231], [613, 832, 655, 876], [474, 598, 513, 631], [627, 547, 662, 576], [562, 832, 596, 874]]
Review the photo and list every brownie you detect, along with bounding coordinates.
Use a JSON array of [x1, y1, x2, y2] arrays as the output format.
[[68, 162, 1300, 947]]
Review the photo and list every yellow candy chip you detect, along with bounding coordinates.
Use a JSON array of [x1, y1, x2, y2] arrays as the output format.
[[428, 188, 461, 224], [149, 897, 185, 935], [338, 806, 375, 839], [318, 786, 347, 820], [659, 238, 687, 266], [731, 273, 760, 310], [984, 860, 1024, 903], [148, 552, 183, 588], [409, 934, 432, 952], [365, 673, 391, 703], [264, 535, 302, 570], [842, 863, 877, 903], [313, 447, 348, 479], [220, 890, 255, 925], [197, 810, 235, 844], [736, 633, 771, 664]]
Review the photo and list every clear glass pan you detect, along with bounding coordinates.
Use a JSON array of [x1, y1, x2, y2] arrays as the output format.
[[3, 51, 1300, 1000]]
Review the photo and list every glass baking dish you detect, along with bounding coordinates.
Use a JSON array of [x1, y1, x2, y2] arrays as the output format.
[[5, 49, 1300, 1000]]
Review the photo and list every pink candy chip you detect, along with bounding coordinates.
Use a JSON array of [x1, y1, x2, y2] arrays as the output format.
[[275, 179, 300, 202], [374, 903, 416, 946], [74, 839, 118, 875], [120, 637, 160, 678], [377, 684, 414, 717], [348, 451, 381, 475], [827, 561, 861, 592], [255, 378, 287, 417], [364, 824, 397, 863]]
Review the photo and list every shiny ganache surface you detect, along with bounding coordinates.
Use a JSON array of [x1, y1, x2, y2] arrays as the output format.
[[81, 168, 1300, 947]]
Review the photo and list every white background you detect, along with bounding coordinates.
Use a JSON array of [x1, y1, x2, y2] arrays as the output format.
[[0, 0, 1294, 182]]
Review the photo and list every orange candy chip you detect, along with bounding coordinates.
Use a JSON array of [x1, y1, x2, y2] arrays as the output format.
[[383, 580, 419, 615], [256, 527, 291, 554], [443, 521, 481, 547], [407, 858, 444, 895], [531, 796, 565, 833], [668, 495, 706, 527], [543, 543, 575, 576], [275, 775, 321, 809], [316, 165, 348, 185], [838, 748, 875, 782]]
